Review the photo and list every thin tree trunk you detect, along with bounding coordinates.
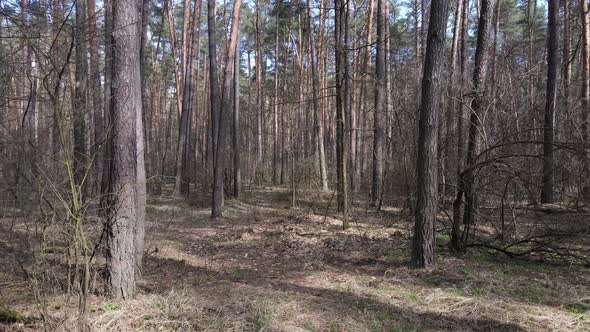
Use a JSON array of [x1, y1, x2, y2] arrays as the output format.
[[355, 0, 375, 189], [208, 0, 221, 169], [88, 0, 104, 194], [461, 0, 496, 244], [307, 0, 329, 191], [167, 2, 183, 116], [540, 0, 558, 203], [273, 9, 280, 184], [451, 0, 469, 251], [233, 31, 241, 198], [74, 0, 88, 200], [372, 0, 386, 206], [335, 0, 350, 228], [581, 0, 590, 177], [135, 0, 149, 272], [212, 0, 242, 218], [255, 0, 264, 174], [176, 0, 201, 196]]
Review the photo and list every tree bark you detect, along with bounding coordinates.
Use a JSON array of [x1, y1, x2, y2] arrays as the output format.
[[355, 0, 374, 189], [176, 0, 201, 197], [208, 0, 221, 169], [412, 0, 450, 268], [88, 0, 104, 194], [273, 9, 280, 184], [372, 0, 386, 206], [74, 0, 88, 200], [540, 0, 558, 203], [461, 0, 496, 243], [306, 0, 329, 191], [581, 0, 590, 177], [212, 0, 242, 218], [335, 0, 350, 228], [166, 1, 184, 116], [255, 0, 264, 174], [107, 0, 144, 299], [233, 30, 241, 198]]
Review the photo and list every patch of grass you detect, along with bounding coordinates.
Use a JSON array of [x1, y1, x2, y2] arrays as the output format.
[[102, 303, 119, 312], [435, 233, 450, 244], [249, 300, 275, 331], [0, 309, 28, 323], [395, 287, 419, 304], [229, 267, 256, 281], [389, 321, 419, 332], [383, 247, 405, 260], [565, 302, 589, 314], [142, 289, 197, 331]]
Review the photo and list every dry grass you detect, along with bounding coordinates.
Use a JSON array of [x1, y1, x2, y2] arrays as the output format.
[[1, 186, 589, 331]]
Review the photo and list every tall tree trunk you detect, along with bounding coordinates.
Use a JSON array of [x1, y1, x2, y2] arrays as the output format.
[[562, 0, 571, 132], [74, 0, 88, 200], [175, 0, 201, 196], [451, 0, 469, 251], [307, 0, 329, 191], [212, 0, 242, 218], [526, 0, 536, 115], [255, 0, 264, 175], [88, 0, 104, 194], [461, 0, 496, 245], [581, 0, 590, 178], [273, 9, 280, 184], [355, 0, 375, 189], [335, 0, 350, 228], [233, 31, 241, 198], [541, 0, 558, 203], [372, 0, 386, 206], [166, 2, 183, 116], [107, 0, 144, 299], [443, 0, 463, 197], [413, 0, 420, 63], [100, 0, 113, 210], [208, 0, 221, 171], [135, 0, 149, 271], [412, 0, 450, 269], [140, 0, 150, 179]]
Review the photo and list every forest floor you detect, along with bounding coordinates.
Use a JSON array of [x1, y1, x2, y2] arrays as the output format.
[[1, 185, 590, 331]]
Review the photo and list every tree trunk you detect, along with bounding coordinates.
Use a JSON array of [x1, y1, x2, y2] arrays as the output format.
[[107, 0, 144, 299], [372, 0, 386, 206], [355, 0, 374, 190], [461, 0, 496, 244], [335, 0, 350, 228], [74, 0, 88, 200], [88, 0, 104, 194], [212, 0, 242, 218], [581, 0, 590, 178], [176, 0, 201, 197], [100, 0, 113, 211], [208, 0, 221, 170], [255, 0, 264, 175], [412, 0, 450, 269], [451, 0, 469, 251], [540, 0, 558, 203], [233, 31, 241, 198], [306, 0, 329, 191], [273, 9, 280, 184]]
